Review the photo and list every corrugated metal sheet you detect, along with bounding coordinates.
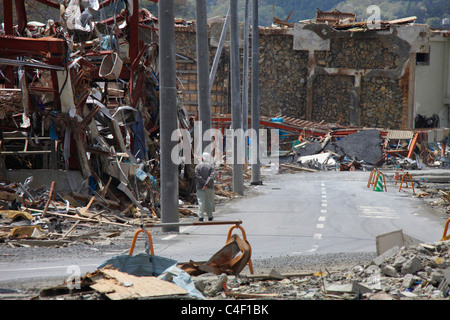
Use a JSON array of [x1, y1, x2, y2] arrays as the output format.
[[387, 130, 414, 140]]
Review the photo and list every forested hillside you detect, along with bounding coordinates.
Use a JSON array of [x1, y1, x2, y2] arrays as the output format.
[[144, 0, 450, 28], [0, 0, 448, 28]]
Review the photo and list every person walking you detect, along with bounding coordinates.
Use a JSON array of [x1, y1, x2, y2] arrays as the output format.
[[195, 152, 215, 221]]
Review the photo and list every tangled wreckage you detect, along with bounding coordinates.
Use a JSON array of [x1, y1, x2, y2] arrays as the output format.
[[0, 0, 201, 216]]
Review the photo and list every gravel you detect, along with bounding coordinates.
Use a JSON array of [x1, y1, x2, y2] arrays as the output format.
[[248, 252, 378, 275]]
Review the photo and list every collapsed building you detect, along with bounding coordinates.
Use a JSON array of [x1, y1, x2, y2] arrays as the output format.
[[0, 0, 201, 212]]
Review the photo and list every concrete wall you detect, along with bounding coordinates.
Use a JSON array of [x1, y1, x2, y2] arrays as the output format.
[[175, 22, 431, 129], [414, 31, 450, 128]]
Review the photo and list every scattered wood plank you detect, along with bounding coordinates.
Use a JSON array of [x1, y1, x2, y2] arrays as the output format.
[[280, 163, 318, 172], [89, 268, 188, 300], [41, 181, 56, 218], [62, 220, 80, 239], [31, 210, 133, 227]]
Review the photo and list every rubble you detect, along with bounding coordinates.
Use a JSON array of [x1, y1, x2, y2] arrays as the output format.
[[260, 115, 450, 174], [194, 240, 450, 300], [19, 236, 449, 300]]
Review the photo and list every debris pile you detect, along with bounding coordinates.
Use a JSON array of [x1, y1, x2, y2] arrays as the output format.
[[38, 266, 193, 300], [195, 240, 450, 300], [254, 115, 450, 173], [32, 238, 450, 300], [0, 0, 244, 242], [0, 167, 246, 247]]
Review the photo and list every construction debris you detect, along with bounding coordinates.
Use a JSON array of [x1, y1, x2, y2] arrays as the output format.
[[250, 114, 450, 173], [191, 239, 450, 300], [88, 267, 189, 300], [32, 237, 450, 300], [38, 266, 191, 300]]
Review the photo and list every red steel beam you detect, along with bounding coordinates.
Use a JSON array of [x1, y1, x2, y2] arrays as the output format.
[[0, 36, 66, 64], [14, 0, 27, 34]]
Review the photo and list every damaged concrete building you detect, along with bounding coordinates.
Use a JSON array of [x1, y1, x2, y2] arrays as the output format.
[[175, 11, 450, 131]]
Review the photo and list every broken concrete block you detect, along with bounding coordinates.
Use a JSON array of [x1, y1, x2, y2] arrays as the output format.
[[393, 255, 407, 269], [401, 257, 424, 275], [351, 282, 373, 295], [402, 274, 415, 288], [437, 276, 449, 297], [324, 283, 353, 294], [381, 265, 399, 277], [444, 267, 450, 282], [268, 268, 285, 280], [375, 230, 422, 256], [371, 246, 400, 266], [433, 257, 445, 268], [207, 274, 228, 296], [304, 291, 316, 299], [430, 271, 444, 285]]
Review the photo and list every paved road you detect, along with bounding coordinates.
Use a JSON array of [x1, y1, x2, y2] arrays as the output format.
[[0, 170, 447, 282], [155, 171, 446, 262]]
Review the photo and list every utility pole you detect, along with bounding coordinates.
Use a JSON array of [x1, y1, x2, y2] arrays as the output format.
[[196, 0, 211, 155], [242, 0, 250, 164], [159, 0, 179, 232], [230, 0, 244, 195], [250, 0, 262, 185]]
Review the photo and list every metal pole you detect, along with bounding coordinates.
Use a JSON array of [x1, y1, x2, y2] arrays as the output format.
[[242, 0, 250, 164], [196, 0, 211, 153], [145, 220, 243, 228], [230, 0, 244, 195], [159, 0, 179, 232], [3, 0, 14, 88], [129, 0, 140, 62], [250, 0, 262, 185], [209, 7, 230, 89]]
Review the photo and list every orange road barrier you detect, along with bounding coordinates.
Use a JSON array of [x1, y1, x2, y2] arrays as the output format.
[[226, 224, 254, 275], [129, 228, 154, 256], [398, 172, 415, 194], [441, 218, 450, 241], [367, 169, 379, 188], [394, 169, 404, 185]]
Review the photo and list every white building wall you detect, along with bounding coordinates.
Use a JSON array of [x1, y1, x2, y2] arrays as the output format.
[[414, 32, 450, 128]]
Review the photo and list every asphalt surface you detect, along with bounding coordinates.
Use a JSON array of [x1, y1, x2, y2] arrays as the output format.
[[154, 170, 445, 261], [0, 169, 448, 291]]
